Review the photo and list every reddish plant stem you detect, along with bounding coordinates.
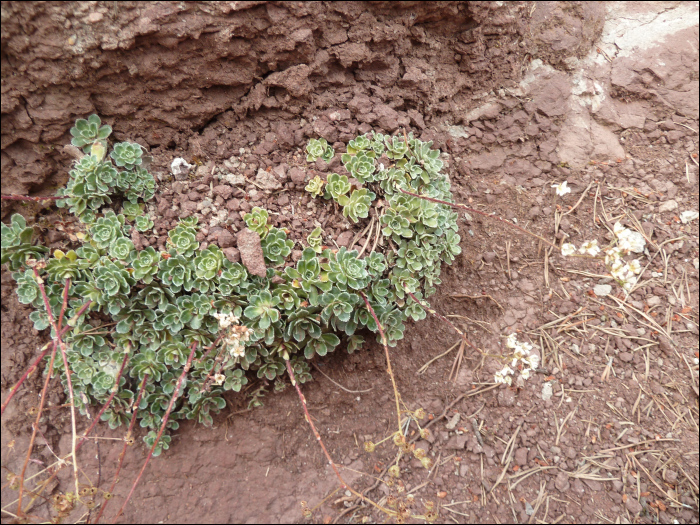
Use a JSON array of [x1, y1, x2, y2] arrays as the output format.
[[57, 278, 71, 334], [358, 293, 402, 433], [285, 360, 394, 518], [76, 348, 131, 452], [398, 188, 559, 250], [405, 288, 482, 355], [194, 334, 223, 363], [16, 341, 58, 516], [1, 300, 91, 417], [1, 194, 63, 202], [285, 360, 347, 488], [112, 343, 198, 523], [92, 373, 149, 525], [33, 272, 81, 498]]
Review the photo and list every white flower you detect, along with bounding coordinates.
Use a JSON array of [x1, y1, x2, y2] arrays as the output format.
[[525, 354, 540, 370], [613, 222, 626, 238], [610, 258, 626, 280], [378, 163, 385, 172], [505, 333, 518, 349], [561, 243, 577, 257], [625, 231, 645, 253], [579, 240, 601, 256], [628, 259, 642, 274], [495, 365, 514, 385], [605, 248, 623, 266], [521, 368, 531, 380], [552, 181, 571, 196], [213, 373, 225, 386]]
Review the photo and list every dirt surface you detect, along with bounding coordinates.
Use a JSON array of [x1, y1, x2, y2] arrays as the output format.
[[1, 1, 699, 524]]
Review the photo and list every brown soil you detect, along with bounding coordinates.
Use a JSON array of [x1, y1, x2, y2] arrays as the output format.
[[2, 2, 698, 524]]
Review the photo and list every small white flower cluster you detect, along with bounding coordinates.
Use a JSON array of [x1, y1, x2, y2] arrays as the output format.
[[212, 311, 252, 359], [495, 334, 540, 385], [561, 222, 645, 293]]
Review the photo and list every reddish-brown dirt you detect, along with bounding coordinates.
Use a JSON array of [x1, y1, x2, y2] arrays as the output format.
[[2, 2, 698, 524]]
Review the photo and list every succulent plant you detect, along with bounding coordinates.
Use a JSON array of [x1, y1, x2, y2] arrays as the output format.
[[338, 188, 375, 223], [306, 137, 334, 162], [384, 135, 410, 160], [244, 290, 280, 329], [261, 227, 293, 266], [304, 332, 340, 359], [3, 116, 467, 444], [365, 252, 386, 278], [94, 257, 134, 298], [109, 237, 135, 261], [134, 215, 154, 232], [305, 175, 325, 198], [90, 211, 125, 250], [381, 207, 413, 240], [324, 247, 370, 290], [344, 152, 375, 182], [110, 142, 143, 170], [168, 222, 199, 258], [324, 173, 351, 201], [194, 245, 225, 281], [244, 207, 271, 239], [158, 251, 194, 293], [307, 226, 324, 253], [1, 214, 49, 270], [70, 114, 112, 153], [347, 134, 371, 153], [319, 288, 359, 324]]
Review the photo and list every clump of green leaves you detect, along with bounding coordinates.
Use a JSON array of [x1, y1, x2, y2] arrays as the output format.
[[306, 137, 334, 163], [57, 114, 155, 223], [1, 118, 462, 453], [305, 175, 324, 198]]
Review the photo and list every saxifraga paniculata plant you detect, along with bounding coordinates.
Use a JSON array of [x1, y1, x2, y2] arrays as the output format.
[[1, 117, 461, 455]]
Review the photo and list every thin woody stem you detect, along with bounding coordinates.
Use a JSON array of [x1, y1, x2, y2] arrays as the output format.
[[358, 293, 402, 434], [113, 343, 198, 523], [33, 272, 81, 500], [76, 348, 130, 452], [398, 188, 560, 250], [93, 373, 149, 524], [285, 360, 395, 518], [285, 360, 347, 488], [1, 300, 91, 417], [16, 342, 58, 516]]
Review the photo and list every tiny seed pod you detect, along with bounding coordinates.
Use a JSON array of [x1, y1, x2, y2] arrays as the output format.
[[413, 447, 426, 459], [387, 495, 397, 508], [388, 465, 401, 478], [79, 488, 89, 496], [84, 500, 95, 509], [425, 510, 438, 523], [420, 457, 433, 470], [394, 513, 406, 524], [406, 494, 415, 505], [125, 437, 135, 446], [364, 441, 376, 453], [400, 442, 411, 454], [414, 408, 426, 420], [384, 477, 394, 487], [103, 492, 113, 500], [393, 433, 404, 446], [424, 500, 435, 511], [420, 428, 430, 439]]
